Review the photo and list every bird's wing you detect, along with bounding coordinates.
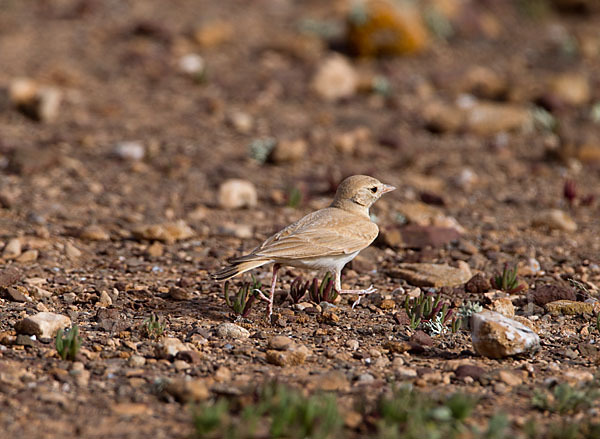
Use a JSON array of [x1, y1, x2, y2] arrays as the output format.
[[246, 208, 379, 260]]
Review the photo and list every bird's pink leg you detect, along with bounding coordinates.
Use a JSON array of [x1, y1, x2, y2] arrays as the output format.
[[334, 271, 377, 309], [267, 263, 280, 319]]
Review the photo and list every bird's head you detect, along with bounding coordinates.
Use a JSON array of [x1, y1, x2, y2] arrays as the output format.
[[331, 175, 395, 215]]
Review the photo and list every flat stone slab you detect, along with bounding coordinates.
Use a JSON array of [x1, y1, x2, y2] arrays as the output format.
[[390, 263, 471, 287]]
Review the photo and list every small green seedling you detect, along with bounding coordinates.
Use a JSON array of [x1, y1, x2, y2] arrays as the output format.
[[404, 290, 452, 331], [308, 272, 338, 304], [144, 313, 165, 339], [223, 276, 261, 317], [286, 186, 303, 208], [289, 277, 310, 304], [55, 325, 82, 361], [492, 264, 525, 294]]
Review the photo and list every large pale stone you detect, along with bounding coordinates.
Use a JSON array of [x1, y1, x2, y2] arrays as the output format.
[[15, 312, 71, 339], [471, 310, 539, 359], [218, 179, 257, 209], [390, 263, 471, 287], [311, 55, 357, 101]]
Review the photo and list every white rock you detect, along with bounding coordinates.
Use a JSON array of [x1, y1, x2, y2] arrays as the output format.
[[96, 290, 113, 308], [179, 54, 206, 77], [311, 55, 358, 101], [471, 310, 540, 359], [218, 179, 257, 209], [15, 312, 71, 339], [3, 238, 22, 259], [216, 322, 250, 339], [156, 337, 189, 358], [114, 141, 145, 161], [532, 209, 577, 232]]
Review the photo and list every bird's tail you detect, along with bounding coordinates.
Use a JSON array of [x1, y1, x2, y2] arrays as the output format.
[[211, 257, 270, 281]]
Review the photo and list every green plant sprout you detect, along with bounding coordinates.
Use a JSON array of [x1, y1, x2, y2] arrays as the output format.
[[308, 272, 338, 304], [55, 325, 82, 361], [492, 264, 525, 294], [144, 313, 165, 339], [223, 276, 262, 317]]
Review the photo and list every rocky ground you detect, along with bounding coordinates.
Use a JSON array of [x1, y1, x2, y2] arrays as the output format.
[[1, 0, 600, 438]]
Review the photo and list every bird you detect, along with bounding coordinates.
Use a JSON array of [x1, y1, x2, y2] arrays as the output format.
[[212, 175, 396, 319]]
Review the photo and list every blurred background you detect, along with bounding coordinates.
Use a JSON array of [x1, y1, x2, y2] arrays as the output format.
[[0, 0, 599, 267]]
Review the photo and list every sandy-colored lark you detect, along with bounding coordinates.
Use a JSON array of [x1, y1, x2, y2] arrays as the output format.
[[212, 175, 395, 318]]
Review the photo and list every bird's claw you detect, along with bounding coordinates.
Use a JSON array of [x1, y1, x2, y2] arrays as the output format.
[[254, 289, 270, 303], [350, 285, 377, 309]]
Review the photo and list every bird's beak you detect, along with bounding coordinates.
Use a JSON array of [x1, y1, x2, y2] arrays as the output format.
[[381, 184, 396, 194]]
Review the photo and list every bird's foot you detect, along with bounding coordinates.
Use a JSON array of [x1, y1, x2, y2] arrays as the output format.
[[339, 285, 377, 309], [253, 288, 274, 321]]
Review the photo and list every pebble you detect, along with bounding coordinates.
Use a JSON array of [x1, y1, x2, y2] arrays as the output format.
[[3, 238, 22, 259], [16, 249, 38, 263], [528, 284, 576, 306], [217, 179, 257, 209], [0, 267, 21, 287], [399, 225, 461, 249], [269, 139, 307, 163], [394, 366, 418, 380], [563, 369, 594, 383], [471, 310, 540, 359], [168, 286, 193, 301], [346, 339, 359, 351], [532, 209, 577, 232], [65, 242, 82, 259], [216, 322, 250, 339], [164, 378, 209, 403], [146, 241, 164, 258], [173, 360, 190, 371], [454, 364, 485, 381], [544, 300, 595, 316], [216, 223, 253, 239], [10, 78, 61, 122], [228, 110, 253, 134], [548, 72, 590, 107], [311, 55, 358, 101], [463, 101, 533, 135], [489, 298, 515, 318], [498, 370, 523, 387], [132, 220, 195, 243], [268, 335, 294, 351], [96, 290, 113, 308], [156, 337, 190, 359], [175, 350, 202, 364], [3, 286, 32, 302], [129, 355, 146, 367], [390, 262, 472, 287], [397, 202, 465, 232], [465, 273, 491, 294], [266, 344, 310, 367], [308, 371, 350, 392], [114, 141, 145, 161], [15, 312, 71, 339], [178, 54, 206, 78], [80, 225, 110, 241]]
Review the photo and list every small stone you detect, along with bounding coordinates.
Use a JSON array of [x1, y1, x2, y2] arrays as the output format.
[[2, 286, 31, 302], [10, 79, 61, 122], [266, 344, 309, 366], [268, 335, 294, 351], [216, 322, 250, 339], [168, 286, 193, 301], [465, 273, 491, 294], [80, 225, 110, 241], [563, 369, 594, 383], [3, 238, 22, 259], [111, 403, 151, 416], [146, 241, 164, 257], [309, 371, 350, 392], [218, 179, 257, 209], [16, 249, 38, 263], [216, 223, 254, 239], [311, 55, 358, 101], [164, 378, 210, 403], [129, 355, 146, 367], [114, 141, 145, 161], [528, 284, 576, 307], [346, 339, 359, 351], [545, 300, 594, 316], [346, 0, 429, 57], [490, 298, 515, 318], [228, 111, 253, 134], [399, 225, 461, 248], [397, 202, 465, 232], [548, 72, 590, 107], [394, 366, 418, 380], [454, 364, 485, 381], [463, 101, 532, 135], [194, 20, 234, 48], [65, 242, 82, 259], [214, 366, 231, 382], [379, 299, 396, 310], [132, 220, 195, 243], [383, 340, 411, 353], [410, 330, 434, 347], [178, 54, 206, 78], [175, 350, 202, 364], [471, 310, 540, 359], [173, 360, 190, 371], [15, 312, 71, 339], [498, 370, 523, 387], [356, 373, 375, 383], [156, 337, 190, 359], [96, 290, 113, 308], [269, 139, 307, 164], [0, 267, 21, 287], [532, 209, 577, 232], [390, 263, 471, 287]]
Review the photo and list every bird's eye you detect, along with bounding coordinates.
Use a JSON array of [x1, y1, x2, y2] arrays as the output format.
[[370, 187, 378, 193]]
